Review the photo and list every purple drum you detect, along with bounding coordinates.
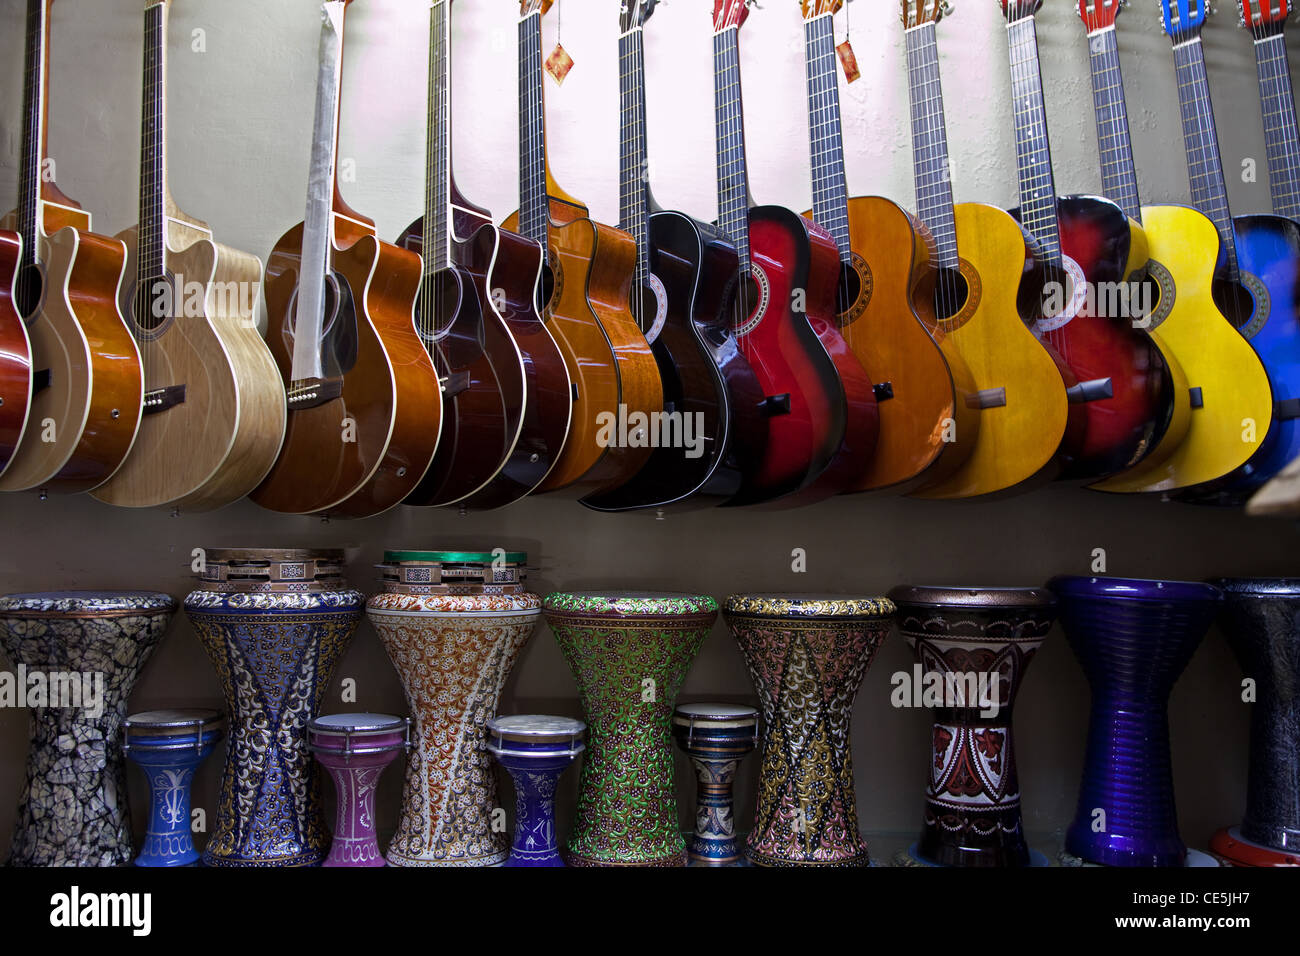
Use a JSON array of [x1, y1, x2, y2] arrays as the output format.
[[307, 713, 409, 868], [486, 715, 585, 867]]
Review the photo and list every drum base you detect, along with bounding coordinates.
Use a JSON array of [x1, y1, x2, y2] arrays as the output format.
[[1057, 848, 1222, 868], [745, 846, 872, 868], [895, 843, 1050, 867], [386, 849, 509, 868], [565, 849, 688, 867], [1210, 827, 1300, 867]]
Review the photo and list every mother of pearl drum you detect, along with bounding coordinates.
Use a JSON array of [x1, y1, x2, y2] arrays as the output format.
[[1050, 576, 1221, 867], [543, 592, 716, 867], [368, 550, 538, 866], [486, 714, 586, 867], [722, 594, 894, 868], [672, 702, 759, 866], [308, 713, 409, 867], [186, 549, 363, 867], [0, 590, 176, 866], [887, 585, 1056, 867]]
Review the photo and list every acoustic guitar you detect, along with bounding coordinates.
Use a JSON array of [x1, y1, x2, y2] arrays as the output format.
[[92, 0, 285, 512], [396, 0, 570, 509], [252, 0, 440, 518], [502, 0, 663, 498], [1078, 0, 1272, 495], [1156, 0, 1300, 505], [712, 0, 877, 508], [902, 0, 1074, 500], [582, 0, 768, 513], [997, 0, 1184, 482], [797, 0, 978, 494]]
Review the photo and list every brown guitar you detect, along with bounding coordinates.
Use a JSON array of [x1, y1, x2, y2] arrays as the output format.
[[250, 0, 441, 518], [502, 0, 662, 496]]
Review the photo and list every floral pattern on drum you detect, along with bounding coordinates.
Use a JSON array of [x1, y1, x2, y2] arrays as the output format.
[[544, 591, 716, 867], [723, 594, 894, 867]]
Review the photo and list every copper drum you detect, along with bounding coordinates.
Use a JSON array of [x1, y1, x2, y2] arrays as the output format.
[[672, 702, 759, 866], [367, 550, 539, 866], [723, 593, 894, 867], [888, 586, 1056, 867], [0, 590, 176, 866], [185, 549, 363, 867]]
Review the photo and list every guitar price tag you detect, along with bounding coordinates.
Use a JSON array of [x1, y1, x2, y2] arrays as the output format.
[[836, 39, 860, 84], [545, 43, 574, 85]]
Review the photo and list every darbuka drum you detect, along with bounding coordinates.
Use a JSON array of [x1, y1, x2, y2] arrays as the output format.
[[543, 592, 716, 867], [723, 594, 893, 867], [888, 586, 1055, 867], [123, 709, 223, 867], [307, 713, 409, 867], [486, 715, 585, 867], [1209, 579, 1300, 866], [1050, 576, 1221, 867], [368, 550, 539, 867], [0, 590, 176, 866], [672, 702, 759, 866], [186, 549, 363, 867]]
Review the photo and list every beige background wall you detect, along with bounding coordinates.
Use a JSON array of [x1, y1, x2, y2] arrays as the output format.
[[0, 0, 1295, 857]]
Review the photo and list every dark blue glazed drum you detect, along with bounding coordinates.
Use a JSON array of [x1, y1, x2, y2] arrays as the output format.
[[672, 703, 758, 866], [486, 715, 585, 867], [123, 709, 224, 867], [1050, 576, 1221, 867]]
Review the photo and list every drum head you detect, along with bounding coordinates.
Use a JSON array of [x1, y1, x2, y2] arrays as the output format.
[[308, 713, 407, 735], [382, 550, 527, 565], [0, 591, 176, 615], [723, 593, 893, 620], [125, 708, 223, 735], [674, 702, 758, 721], [487, 714, 586, 741]]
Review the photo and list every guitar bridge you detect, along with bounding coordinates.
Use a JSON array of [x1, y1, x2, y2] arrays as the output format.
[[1065, 378, 1113, 404], [967, 387, 1007, 410], [287, 378, 343, 409], [142, 384, 186, 415], [759, 393, 792, 417], [441, 370, 471, 398]]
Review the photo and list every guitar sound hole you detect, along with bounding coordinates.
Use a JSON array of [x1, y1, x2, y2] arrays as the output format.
[[834, 261, 862, 317], [932, 268, 970, 322], [1212, 278, 1256, 333], [133, 273, 175, 332], [15, 263, 43, 320]]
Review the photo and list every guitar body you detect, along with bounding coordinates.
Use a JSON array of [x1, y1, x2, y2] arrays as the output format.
[[724, 204, 876, 507], [91, 222, 285, 511], [583, 210, 767, 511], [0, 231, 32, 476], [251, 219, 440, 517], [809, 195, 979, 492], [913, 202, 1074, 498], [1179, 214, 1300, 504], [503, 198, 662, 496], [0, 219, 141, 493], [1092, 205, 1272, 493]]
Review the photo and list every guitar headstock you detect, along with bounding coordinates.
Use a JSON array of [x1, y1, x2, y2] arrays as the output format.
[[801, 0, 844, 18], [902, 0, 950, 28], [713, 0, 751, 32], [519, 0, 553, 16], [1238, 0, 1291, 37], [998, 0, 1043, 23], [1157, 0, 1210, 41], [1078, 0, 1126, 30], [620, 0, 659, 31]]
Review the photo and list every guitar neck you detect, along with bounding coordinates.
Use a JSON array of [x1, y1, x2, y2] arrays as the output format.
[[517, 8, 549, 248], [1086, 26, 1143, 223], [424, 0, 452, 276], [1171, 37, 1239, 278], [804, 12, 851, 263], [904, 21, 959, 271], [713, 24, 751, 274], [1006, 16, 1062, 264], [1253, 32, 1300, 220], [138, 1, 169, 295], [17, 0, 50, 272], [617, 23, 652, 290]]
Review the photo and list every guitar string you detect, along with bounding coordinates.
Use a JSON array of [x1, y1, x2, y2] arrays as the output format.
[[1180, 35, 1241, 288], [715, 20, 750, 362], [807, 11, 855, 335], [1256, 32, 1300, 218]]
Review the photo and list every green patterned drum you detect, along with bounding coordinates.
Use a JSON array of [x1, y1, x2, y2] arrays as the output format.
[[543, 591, 717, 866]]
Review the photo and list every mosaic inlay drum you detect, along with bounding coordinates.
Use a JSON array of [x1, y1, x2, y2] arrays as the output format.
[[308, 713, 409, 867], [0, 590, 176, 866], [123, 708, 224, 867], [186, 549, 363, 867], [486, 714, 585, 867], [368, 550, 538, 867], [544, 591, 716, 867], [672, 702, 759, 866], [888, 585, 1056, 867], [1050, 576, 1221, 867], [723, 594, 894, 868]]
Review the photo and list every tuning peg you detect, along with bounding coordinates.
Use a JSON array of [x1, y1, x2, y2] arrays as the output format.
[[941, 0, 954, 14]]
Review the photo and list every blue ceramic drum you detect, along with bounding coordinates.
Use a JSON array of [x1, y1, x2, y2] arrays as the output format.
[[186, 549, 363, 867], [123, 709, 224, 867], [487, 715, 585, 867], [0, 590, 176, 866], [672, 703, 759, 866], [1049, 576, 1221, 867]]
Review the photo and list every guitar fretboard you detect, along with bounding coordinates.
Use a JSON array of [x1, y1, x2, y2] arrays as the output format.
[[518, 9, 548, 249], [1253, 33, 1300, 220], [17, 0, 46, 276], [137, 2, 168, 306], [1171, 36, 1239, 280], [1087, 26, 1142, 223], [423, 0, 451, 277], [904, 22, 959, 271], [804, 12, 851, 263], [1006, 17, 1062, 266], [713, 24, 750, 275], [618, 25, 652, 301]]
